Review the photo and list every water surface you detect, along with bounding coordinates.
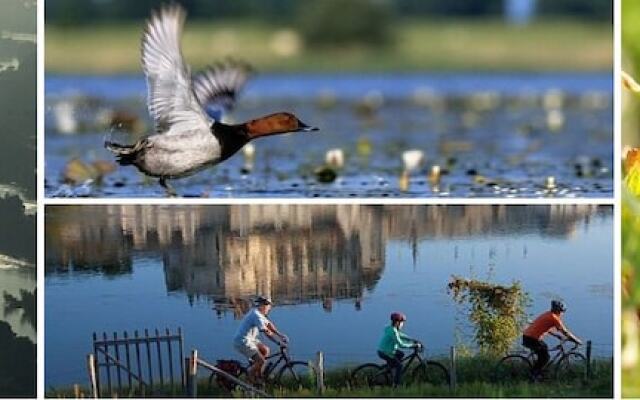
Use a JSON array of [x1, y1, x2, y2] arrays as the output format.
[[45, 204, 613, 387], [45, 73, 612, 198]]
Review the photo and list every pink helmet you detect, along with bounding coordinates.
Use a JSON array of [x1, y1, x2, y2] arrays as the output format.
[[390, 312, 407, 323]]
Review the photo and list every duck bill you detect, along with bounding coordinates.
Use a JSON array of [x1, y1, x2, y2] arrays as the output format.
[[297, 121, 319, 132]]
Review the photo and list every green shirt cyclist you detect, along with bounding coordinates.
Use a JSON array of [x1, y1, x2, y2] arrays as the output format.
[[377, 312, 420, 387]]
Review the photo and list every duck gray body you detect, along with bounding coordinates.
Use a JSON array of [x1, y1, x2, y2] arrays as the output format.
[[108, 123, 248, 179]]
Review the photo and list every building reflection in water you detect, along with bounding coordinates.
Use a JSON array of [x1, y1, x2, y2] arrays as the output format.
[[45, 205, 610, 317]]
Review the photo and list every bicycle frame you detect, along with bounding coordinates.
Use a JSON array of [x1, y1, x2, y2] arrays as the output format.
[[399, 347, 424, 373], [260, 344, 293, 378], [525, 339, 581, 372], [242, 336, 294, 381]]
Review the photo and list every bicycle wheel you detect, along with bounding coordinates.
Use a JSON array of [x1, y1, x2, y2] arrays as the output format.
[[350, 363, 391, 387], [411, 361, 451, 386], [554, 352, 587, 382], [275, 361, 315, 390], [493, 355, 532, 382]]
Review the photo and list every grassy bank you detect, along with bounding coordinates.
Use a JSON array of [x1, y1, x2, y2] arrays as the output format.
[[46, 355, 612, 398], [45, 19, 611, 73]]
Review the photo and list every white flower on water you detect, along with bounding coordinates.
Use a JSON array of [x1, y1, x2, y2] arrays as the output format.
[[545, 176, 556, 189], [325, 148, 344, 169], [243, 143, 256, 159], [53, 100, 78, 134], [546, 109, 564, 132], [429, 165, 441, 185], [402, 150, 424, 172]]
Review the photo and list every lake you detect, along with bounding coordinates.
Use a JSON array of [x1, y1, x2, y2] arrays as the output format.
[[0, 195, 36, 397], [45, 204, 613, 387], [45, 73, 612, 198]]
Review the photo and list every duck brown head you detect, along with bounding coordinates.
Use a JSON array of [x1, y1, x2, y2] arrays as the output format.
[[212, 112, 318, 162], [244, 112, 318, 139]]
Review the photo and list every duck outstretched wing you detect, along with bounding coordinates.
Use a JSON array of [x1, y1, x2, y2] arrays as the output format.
[[193, 60, 254, 113], [141, 4, 210, 134]]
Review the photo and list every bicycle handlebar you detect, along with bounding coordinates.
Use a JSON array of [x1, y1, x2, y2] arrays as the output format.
[[412, 341, 425, 353], [550, 338, 581, 352], [263, 332, 288, 348]]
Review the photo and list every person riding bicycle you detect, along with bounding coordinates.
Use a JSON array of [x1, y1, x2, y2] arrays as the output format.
[[377, 312, 421, 387], [522, 300, 582, 379], [233, 296, 289, 383]]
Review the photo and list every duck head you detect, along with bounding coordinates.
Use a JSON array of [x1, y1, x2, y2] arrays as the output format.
[[244, 112, 318, 139]]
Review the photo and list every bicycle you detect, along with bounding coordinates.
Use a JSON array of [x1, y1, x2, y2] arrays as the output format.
[[210, 338, 314, 392], [494, 338, 587, 382], [350, 342, 450, 388]]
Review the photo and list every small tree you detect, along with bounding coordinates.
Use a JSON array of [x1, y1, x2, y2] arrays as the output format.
[[448, 276, 531, 356]]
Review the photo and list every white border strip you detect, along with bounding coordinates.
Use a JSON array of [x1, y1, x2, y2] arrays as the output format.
[[36, 0, 44, 397], [43, 196, 615, 206]]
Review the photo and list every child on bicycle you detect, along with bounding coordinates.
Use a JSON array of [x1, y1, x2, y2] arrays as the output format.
[[522, 300, 582, 380], [377, 312, 421, 387], [232, 296, 289, 384]]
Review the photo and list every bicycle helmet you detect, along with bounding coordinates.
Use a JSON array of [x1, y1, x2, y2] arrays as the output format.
[[390, 312, 407, 323], [551, 300, 566, 313], [254, 295, 273, 307]]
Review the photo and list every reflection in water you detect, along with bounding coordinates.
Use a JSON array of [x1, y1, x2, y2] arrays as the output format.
[[0, 320, 35, 398], [46, 204, 608, 316], [4, 289, 36, 332], [0, 195, 36, 397]]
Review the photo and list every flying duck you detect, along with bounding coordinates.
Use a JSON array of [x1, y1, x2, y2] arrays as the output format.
[[105, 4, 317, 196]]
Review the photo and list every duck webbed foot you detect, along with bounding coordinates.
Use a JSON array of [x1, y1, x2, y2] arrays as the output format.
[[159, 177, 178, 197]]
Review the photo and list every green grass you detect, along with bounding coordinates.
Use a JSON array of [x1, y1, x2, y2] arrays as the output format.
[[45, 356, 612, 398], [45, 18, 612, 73]]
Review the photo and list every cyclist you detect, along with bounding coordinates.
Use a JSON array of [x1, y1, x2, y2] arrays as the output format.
[[233, 296, 289, 383], [522, 300, 582, 379], [377, 312, 420, 387]]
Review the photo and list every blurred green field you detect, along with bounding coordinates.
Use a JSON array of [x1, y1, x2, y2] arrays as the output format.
[[46, 19, 612, 73], [623, 2, 640, 396]]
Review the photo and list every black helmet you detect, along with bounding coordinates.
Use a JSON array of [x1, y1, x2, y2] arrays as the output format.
[[254, 296, 273, 307], [551, 300, 566, 313]]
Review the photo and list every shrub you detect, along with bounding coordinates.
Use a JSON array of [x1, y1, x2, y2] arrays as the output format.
[[295, 0, 394, 48]]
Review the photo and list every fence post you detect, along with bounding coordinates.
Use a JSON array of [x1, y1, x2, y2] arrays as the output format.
[[586, 340, 592, 381], [316, 351, 325, 395], [87, 353, 98, 399], [184, 358, 190, 397], [449, 346, 457, 392], [187, 350, 198, 398]]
